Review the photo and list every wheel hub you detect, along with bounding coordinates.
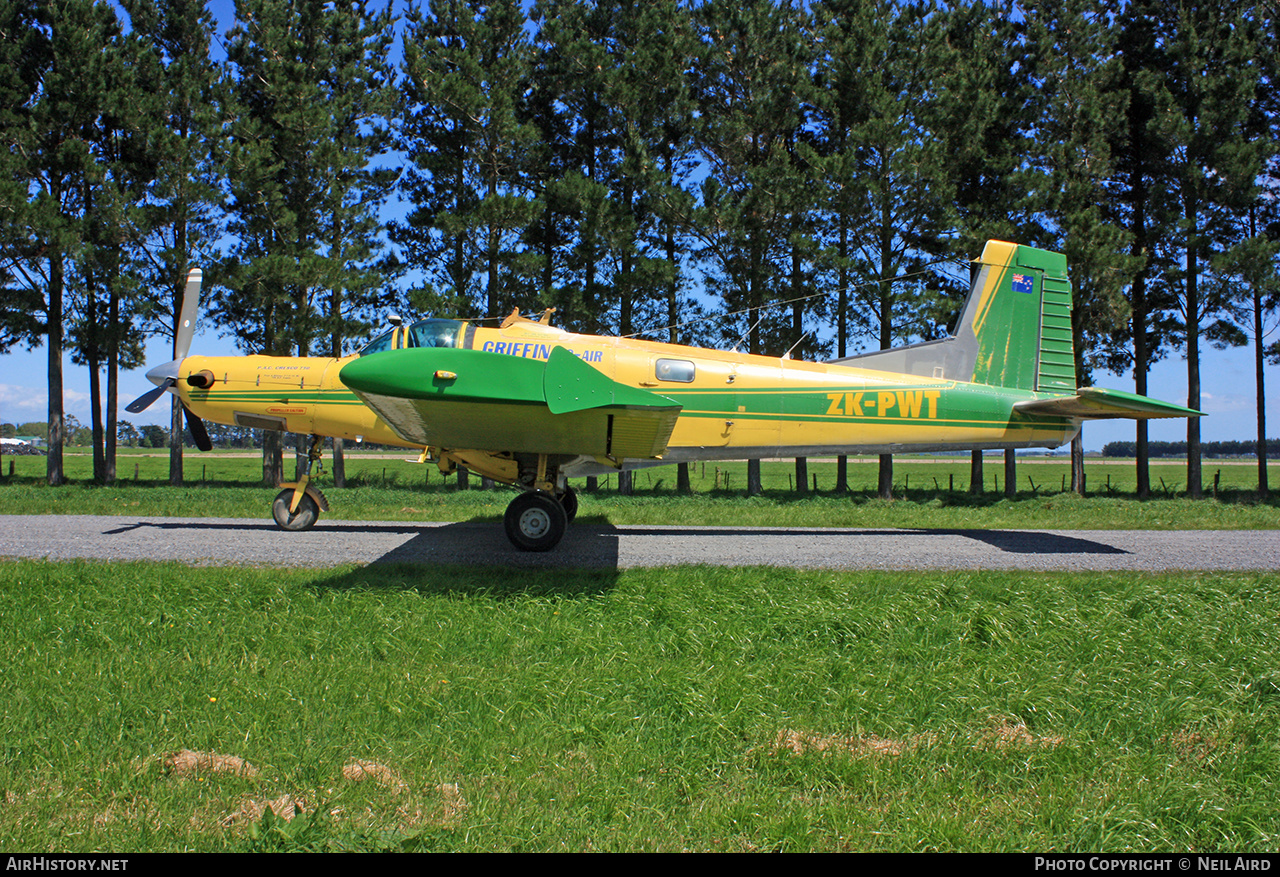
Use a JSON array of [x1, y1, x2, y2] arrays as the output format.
[[518, 508, 551, 538]]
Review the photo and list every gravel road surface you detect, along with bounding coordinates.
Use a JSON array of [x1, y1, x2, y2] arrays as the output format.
[[2, 515, 1277, 571]]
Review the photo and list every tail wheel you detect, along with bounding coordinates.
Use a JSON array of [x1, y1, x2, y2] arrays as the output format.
[[558, 486, 578, 523], [272, 489, 320, 531], [504, 491, 567, 551]]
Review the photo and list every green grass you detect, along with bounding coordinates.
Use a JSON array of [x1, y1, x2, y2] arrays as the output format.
[[2, 451, 1278, 529], [1, 559, 1277, 851]]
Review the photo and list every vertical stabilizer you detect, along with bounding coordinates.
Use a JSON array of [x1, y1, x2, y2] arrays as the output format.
[[827, 240, 1076, 393]]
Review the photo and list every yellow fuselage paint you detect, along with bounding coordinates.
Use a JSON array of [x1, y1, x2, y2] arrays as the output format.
[[177, 319, 1078, 461]]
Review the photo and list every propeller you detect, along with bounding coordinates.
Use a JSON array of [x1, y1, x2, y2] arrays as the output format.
[[185, 404, 212, 452], [125, 269, 212, 450]]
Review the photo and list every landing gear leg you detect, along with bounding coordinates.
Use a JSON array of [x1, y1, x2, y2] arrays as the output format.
[[273, 435, 327, 531]]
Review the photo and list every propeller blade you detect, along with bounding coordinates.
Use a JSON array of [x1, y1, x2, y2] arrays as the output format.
[[183, 404, 212, 452], [174, 268, 202, 361], [125, 378, 175, 414]]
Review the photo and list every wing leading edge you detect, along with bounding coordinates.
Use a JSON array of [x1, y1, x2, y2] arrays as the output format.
[[339, 345, 682, 459]]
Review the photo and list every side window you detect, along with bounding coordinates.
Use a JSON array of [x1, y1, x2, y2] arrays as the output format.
[[358, 329, 395, 356], [655, 359, 695, 383]]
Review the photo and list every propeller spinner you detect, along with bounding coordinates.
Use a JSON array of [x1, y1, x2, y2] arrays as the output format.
[[124, 269, 212, 451]]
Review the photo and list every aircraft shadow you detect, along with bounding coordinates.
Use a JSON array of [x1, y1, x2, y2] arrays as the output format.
[[99, 519, 1126, 577], [588, 525, 1129, 556], [304, 518, 626, 597]]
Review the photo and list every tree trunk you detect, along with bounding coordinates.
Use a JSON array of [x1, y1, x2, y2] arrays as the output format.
[[170, 398, 185, 485], [1185, 190, 1202, 498], [106, 300, 118, 483], [88, 346, 105, 482], [47, 253, 65, 486], [332, 437, 346, 488], [1131, 154, 1151, 500], [878, 453, 892, 499], [1255, 286, 1268, 497], [1071, 432, 1085, 495], [676, 462, 691, 494], [262, 430, 283, 485]]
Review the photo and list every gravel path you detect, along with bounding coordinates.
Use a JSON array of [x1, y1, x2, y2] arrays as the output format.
[[2, 514, 1277, 571]]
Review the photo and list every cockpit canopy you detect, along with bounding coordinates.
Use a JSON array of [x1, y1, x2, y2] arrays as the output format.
[[358, 318, 464, 356]]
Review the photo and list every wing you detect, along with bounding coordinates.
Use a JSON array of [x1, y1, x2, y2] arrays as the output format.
[[339, 345, 682, 459], [1013, 387, 1203, 420]]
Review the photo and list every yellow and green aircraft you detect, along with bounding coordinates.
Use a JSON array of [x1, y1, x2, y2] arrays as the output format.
[[128, 240, 1201, 551]]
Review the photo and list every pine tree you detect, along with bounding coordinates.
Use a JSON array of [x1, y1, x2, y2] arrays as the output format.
[[0, 0, 124, 485], [314, 0, 398, 486], [0, 0, 48, 354], [122, 0, 224, 486], [1112, 1, 1183, 499], [526, 0, 695, 342], [812, 0, 952, 499], [1025, 0, 1139, 494], [1164, 1, 1267, 498], [220, 0, 398, 484], [394, 0, 537, 322], [692, 0, 818, 496]]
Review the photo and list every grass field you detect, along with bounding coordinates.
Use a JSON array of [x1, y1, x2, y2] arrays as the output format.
[[1, 449, 1278, 530], [1, 559, 1277, 852], [2, 450, 1277, 851]]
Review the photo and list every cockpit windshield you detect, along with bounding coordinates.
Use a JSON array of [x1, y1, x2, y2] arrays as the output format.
[[358, 318, 465, 356]]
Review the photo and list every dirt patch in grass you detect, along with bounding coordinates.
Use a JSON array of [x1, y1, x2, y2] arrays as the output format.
[[434, 782, 468, 826], [773, 728, 932, 757], [222, 794, 307, 827], [1166, 727, 1219, 762], [138, 749, 260, 778], [342, 759, 406, 792], [974, 716, 1064, 750], [774, 717, 1063, 758]]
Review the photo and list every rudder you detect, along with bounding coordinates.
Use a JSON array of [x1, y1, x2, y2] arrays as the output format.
[[964, 240, 1075, 392]]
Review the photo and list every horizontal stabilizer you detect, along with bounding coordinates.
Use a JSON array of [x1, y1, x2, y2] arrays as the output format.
[[1013, 387, 1203, 420]]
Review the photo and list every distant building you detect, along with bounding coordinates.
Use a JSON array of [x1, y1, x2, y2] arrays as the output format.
[[1, 436, 45, 448]]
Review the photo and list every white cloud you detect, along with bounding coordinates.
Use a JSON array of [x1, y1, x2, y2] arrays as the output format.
[[1198, 392, 1252, 415], [0, 384, 48, 416]]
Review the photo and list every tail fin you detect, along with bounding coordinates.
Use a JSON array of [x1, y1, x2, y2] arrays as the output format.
[[827, 240, 1076, 393]]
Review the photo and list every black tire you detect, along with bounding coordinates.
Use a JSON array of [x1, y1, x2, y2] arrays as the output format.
[[504, 491, 568, 551], [558, 486, 578, 523], [272, 488, 320, 531]]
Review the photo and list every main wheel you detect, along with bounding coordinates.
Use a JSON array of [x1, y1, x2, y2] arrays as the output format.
[[272, 488, 320, 531], [504, 491, 568, 551], [557, 486, 578, 523]]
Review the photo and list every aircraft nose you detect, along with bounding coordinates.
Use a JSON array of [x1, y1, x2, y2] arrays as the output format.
[[144, 358, 182, 388]]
